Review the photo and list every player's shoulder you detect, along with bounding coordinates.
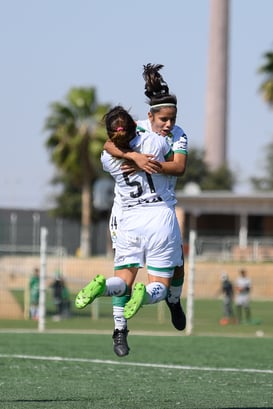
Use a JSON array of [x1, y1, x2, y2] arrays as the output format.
[[101, 150, 111, 161], [136, 119, 150, 133], [100, 150, 121, 167], [136, 130, 165, 147], [172, 124, 187, 138]]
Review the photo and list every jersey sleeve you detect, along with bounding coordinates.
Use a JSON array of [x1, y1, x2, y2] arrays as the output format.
[[100, 150, 121, 174], [171, 125, 188, 154]]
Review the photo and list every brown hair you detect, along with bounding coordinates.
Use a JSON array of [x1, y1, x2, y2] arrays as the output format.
[[104, 106, 137, 149], [143, 63, 177, 111]]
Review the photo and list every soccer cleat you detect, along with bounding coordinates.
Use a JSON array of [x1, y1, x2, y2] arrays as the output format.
[[75, 274, 106, 309], [112, 328, 130, 357], [165, 299, 186, 331], [124, 283, 146, 319]]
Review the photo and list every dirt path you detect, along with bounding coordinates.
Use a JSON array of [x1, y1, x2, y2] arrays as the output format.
[[0, 289, 23, 319]]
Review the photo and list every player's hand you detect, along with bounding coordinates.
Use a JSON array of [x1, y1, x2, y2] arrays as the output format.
[[122, 153, 162, 174], [121, 160, 139, 175]]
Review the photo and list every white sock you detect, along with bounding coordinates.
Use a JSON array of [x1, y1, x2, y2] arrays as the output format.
[[113, 306, 127, 330], [167, 285, 182, 304], [144, 282, 167, 304], [105, 276, 126, 296]]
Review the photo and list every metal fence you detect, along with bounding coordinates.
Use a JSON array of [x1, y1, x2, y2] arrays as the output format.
[[195, 236, 273, 262], [1, 224, 273, 329], [0, 209, 110, 256]]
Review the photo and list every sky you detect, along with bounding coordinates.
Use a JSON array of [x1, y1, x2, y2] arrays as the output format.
[[1, 0, 273, 209]]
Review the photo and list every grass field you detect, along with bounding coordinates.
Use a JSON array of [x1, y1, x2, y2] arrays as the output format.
[[0, 332, 273, 409], [2, 296, 273, 338], [0, 299, 273, 408]]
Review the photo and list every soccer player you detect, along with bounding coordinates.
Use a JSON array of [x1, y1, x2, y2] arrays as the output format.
[[235, 269, 252, 323], [75, 106, 182, 356], [105, 64, 188, 331]]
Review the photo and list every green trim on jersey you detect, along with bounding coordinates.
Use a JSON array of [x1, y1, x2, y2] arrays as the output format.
[[114, 263, 140, 270], [173, 149, 188, 155], [136, 125, 147, 133], [147, 265, 175, 272], [165, 149, 173, 160]]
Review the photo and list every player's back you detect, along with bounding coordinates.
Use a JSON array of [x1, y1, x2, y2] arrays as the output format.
[[101, 131, 176, 209]]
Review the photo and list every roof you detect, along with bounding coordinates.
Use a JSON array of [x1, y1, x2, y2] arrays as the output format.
[[176, 191, 273, 215]]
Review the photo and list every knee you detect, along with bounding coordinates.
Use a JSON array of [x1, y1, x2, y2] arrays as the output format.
[[145, 282, 168, 304]]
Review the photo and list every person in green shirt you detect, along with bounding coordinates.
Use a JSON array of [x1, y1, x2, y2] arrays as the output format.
[[29, 267, 39, 320]]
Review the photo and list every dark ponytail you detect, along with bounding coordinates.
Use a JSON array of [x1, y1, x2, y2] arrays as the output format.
[[104, 106, 136, 149], [143, 63, 177, 110]]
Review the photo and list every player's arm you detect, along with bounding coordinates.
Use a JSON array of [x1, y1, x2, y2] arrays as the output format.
[[159, 152, 187, 176], [104, 140, 161, 174]]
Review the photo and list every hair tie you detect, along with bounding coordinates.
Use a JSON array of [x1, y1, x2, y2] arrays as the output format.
[[116, 127, 124, 131]]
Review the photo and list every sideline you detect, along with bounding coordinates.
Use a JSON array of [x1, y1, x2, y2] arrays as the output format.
[[0, 353, 272, 374]]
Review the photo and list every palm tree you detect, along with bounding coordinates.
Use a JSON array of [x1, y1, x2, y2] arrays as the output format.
[[250, 50, 273, 192], [258, 50, 273, 107], [44, 87, 110, 257]]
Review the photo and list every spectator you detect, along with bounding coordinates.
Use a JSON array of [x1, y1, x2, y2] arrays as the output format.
[[235, 269, 251, 323], [50, 272, 71, 319], [50, 272, 64, 317], [29, 267, 40, 320], [61, 279, 71, 318], [218, 272, 235, 325]]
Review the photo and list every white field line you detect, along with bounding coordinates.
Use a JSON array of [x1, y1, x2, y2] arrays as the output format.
[[0, 354, 272, 374]]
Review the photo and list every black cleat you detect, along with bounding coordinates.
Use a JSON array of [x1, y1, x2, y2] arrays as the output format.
[[166, 299, 186, 331], [112, 329, 130, 357]]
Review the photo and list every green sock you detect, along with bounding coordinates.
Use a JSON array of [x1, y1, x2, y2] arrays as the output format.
[[112, 294, 130, 330]]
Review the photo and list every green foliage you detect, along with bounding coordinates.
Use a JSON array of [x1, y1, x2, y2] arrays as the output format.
[[201, 164, 235, 190], [49, 174, 82, 220], [258, 50, 273, 107], [44, 87, 110, 188], [250, 141, 273, 191], [44, 86, 111, 222], [251, 49, 273, 192], [176, 147, 235, 191]]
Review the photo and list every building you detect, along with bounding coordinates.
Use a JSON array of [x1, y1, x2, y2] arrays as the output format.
[[176, 190, 273, 260]]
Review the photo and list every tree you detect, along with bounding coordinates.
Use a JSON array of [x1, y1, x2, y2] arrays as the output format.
[[250, 142, 273, 191], [175, 147, 235, 191], [250, 49, 273, 191], [48, 173, 82, 221], [258, 50, 273, 107], [44, 87, 110, 257], [201, 164, 235, 191]]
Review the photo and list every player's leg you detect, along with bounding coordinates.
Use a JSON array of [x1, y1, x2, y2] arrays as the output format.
[[112, 267, 138, 357], [124, 274, 171, 319], [124, 206, 182, 318], [124, 205, 181, 319], [166, 263, 186, 331], [75, 274, 128, 309], [236, 303, 242, 323], [244, 297, 251, 322]]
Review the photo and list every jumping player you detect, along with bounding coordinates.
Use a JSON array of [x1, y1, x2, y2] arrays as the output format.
[[105, 64, 188, 332], [75, 106, 182, 357]]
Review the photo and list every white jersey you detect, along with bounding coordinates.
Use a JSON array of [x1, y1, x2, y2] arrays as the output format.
[[137, 119, 188, 193], [235, 275, 251, 307], [101, 131, 176, 210]]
